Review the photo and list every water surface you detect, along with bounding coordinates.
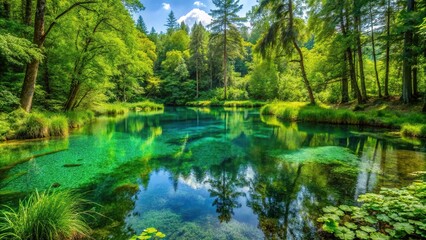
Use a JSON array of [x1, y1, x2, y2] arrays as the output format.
[[1, 107, 425, 239]]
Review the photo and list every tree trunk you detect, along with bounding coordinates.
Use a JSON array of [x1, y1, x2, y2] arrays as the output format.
[[196, 62, 199, 99], [23, 0, 32, 25], [64, 81, 80, 111], [355, 14, 367, 100], [369, 3, 382, 98], [341, 53, 349, 103], [42, 57, 51, 95], [20, 0, 46, 112], [402, 0, 414, 104], [2, 1, 11, 18], [384, 0, 391, 97], [223, 29, 228, 100], [347, 48, 363, 103], [289, 0, 315, 104]]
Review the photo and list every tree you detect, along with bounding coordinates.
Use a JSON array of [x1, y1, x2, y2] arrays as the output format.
[[209, 0, 245, 99], [189, 22, 207, 98], [165, 11, 178, 33], [136, 15, 147, 34], [402, 0, 415, 104], [19, 0, 97, 112], [257, 0, 316, 104]]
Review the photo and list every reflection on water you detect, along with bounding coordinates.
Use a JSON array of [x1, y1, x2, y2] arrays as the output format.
[[0, 107, 425, 239]]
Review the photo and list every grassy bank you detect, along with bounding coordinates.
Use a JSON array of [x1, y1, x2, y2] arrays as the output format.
[[261, 102, 426, 138], [0, 101, 163, 141], [186, 100, 267, 108]]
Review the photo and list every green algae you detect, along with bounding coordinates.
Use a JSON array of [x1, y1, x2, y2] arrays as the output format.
[[270, 146, 359, 164]]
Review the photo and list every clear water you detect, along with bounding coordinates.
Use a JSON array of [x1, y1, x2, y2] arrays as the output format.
[[0, 107, 425, 239]]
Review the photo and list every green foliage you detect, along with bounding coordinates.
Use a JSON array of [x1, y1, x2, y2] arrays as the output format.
[[261, 102, 426, 136], [0, 33, 43, 65], [0, 90, 20, 113], [401, 124, 426, 138], [187, 100, 266, 107], [66, 111, 95, 129], [130, 228, 166, 240], [318, 181, 426, 240], [0, 189, 91, 240], [49, 115, 69, 137], [16, 112, 50, 139]]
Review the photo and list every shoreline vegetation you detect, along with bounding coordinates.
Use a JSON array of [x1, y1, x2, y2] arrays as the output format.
[[186, 100, 267, 108], [260, 101, 426, 138], [0, 101, 164, 142]]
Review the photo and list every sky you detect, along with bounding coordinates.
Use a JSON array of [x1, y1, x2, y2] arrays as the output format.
[[134, 0, 258, 33]]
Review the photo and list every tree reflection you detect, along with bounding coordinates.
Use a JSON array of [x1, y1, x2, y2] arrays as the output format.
[[248, 163, 303, 239], [207, 158, 245, 223]]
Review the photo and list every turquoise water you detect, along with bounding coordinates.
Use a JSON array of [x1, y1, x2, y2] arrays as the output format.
[[0, 107, 425, 239]]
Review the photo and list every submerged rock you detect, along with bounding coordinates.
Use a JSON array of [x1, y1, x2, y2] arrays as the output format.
[[63, 164, 82, 168]]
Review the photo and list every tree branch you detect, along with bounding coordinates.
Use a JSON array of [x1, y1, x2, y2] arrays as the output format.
[[42, 1, 97, 42]]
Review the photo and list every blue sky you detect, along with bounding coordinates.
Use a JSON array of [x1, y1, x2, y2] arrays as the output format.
[[134, 0, 258, 33]]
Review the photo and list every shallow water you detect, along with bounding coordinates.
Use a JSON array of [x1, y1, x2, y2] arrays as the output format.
[[0, 107, 425, 239]]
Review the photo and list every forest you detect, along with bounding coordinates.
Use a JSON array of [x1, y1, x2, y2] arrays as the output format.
[[0, 0, 426, 240], [0, 0, 425, 111]]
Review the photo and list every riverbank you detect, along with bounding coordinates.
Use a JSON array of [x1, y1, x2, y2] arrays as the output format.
[[261, 101, 426, 138], [186, 100, 266, 108], [0, 101, 164, 141]]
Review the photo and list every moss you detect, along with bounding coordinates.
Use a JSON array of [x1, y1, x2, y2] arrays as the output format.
[[49, 115, 69, 137]]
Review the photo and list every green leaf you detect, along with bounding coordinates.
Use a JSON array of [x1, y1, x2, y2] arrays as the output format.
[[323, 206, 339, 213], [339, 205, 353, 212], [335, 227, 355, 240], [360, 226, 376, 233], [394, 222, 414, 234], [144, 228, 158, 234], [155, 232, 166, 238], [355, 230, 369, 239], [370, 232, 390, 240], [344, 222, 358, 230], [376, 214, 391, 223], [323, 220, 339, 233]]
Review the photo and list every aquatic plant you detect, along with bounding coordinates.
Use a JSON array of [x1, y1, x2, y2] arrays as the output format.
[[130, 228, 166, 240], [49, 115, 69, 137], [318, 181, 426, 240], [0, 189, 92, 240]]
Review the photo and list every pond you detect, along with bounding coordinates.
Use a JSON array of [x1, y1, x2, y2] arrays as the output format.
[[0, 107, 425, 239]]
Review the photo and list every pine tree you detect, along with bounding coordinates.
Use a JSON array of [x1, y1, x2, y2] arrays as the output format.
[[165, 11, 178, 33], [209, 0, 244, 99], [136, 16, 148, 34], [190, 22, 207, 98]]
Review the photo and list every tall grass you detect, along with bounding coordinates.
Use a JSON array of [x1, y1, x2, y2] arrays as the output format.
[[0, 190, 92, 240], [49, 115, 69, 137], [16, 113, 50, 139], [92, 101, 164, 116], [66, 110, 95, 128]]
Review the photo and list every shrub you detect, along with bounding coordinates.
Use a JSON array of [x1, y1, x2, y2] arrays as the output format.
[[0, 90, 20, 113], [318, 181, 426, 240], [66, 111, 94, 128], [49, 115, 69, 137], [401, 124, 426, 138], [0, 190, 92, 240], [17, 113, 50, 139]]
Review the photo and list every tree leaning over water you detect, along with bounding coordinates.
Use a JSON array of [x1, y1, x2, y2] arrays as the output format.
[[256, 0, 316, 105]]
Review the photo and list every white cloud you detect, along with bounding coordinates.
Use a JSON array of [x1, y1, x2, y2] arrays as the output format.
[[162, 3, 171, 10], [178, 8, 212, 27], [193, 1, 205, 8]]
